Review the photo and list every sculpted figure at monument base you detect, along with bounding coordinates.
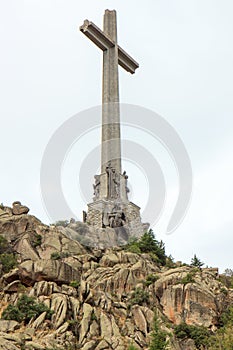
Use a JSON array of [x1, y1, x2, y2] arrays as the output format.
[[86, 198, 148, 240]]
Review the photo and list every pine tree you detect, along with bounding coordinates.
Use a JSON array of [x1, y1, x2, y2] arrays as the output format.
[[191, 254, 204, 268], [149, 316, 169, 350]]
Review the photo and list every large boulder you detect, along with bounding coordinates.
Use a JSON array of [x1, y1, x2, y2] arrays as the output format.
[[0, 337, 20, 350], [0, 208, 10, 219], [18, 259, 81, 286], [0, 320, 20, 333], [0, 212, 86, 263], [12, 201, 29, 215], [87, 254, 157, 295]]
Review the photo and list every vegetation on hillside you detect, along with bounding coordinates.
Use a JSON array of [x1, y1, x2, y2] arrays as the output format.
[[174, 323, 209, 349], [2, 294, 53, 324], [0, 215, 233, 350], [174, 305, 233, 349], [125, 229, 167, 265], [220, 268, 233, 288], [149, 316, 169, 350], [52, 220, 69, 227], [0, 235, 17, 275], [190, 254, 204, 268], [129, 288, 149, 307], [122, 233, 233, 349], [208, 305, 233, 349]]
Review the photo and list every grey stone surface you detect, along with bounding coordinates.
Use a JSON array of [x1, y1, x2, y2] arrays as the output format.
[[0, 320, 20, 333]]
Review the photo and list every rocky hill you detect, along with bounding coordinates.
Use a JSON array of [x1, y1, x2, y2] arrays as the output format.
[[0, 204, 232, 350]]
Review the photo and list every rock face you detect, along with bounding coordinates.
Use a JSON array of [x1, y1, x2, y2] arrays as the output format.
[[0, 206, 232, 349], [59, 220, 149, 249], [12, 201, 29, 215], [18, 259, 81, 286], [153, 267, 221, 327]]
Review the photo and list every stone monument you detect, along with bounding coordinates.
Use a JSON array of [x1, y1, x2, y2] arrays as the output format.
[[80, 10, 148, 239]]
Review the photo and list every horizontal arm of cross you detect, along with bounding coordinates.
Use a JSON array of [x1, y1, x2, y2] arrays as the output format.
[[80, 20, 139, 74], [80, 20, 114, 51]]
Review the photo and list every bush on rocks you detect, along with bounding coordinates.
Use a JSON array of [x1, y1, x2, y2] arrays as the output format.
[[2, 294, 53, 324]]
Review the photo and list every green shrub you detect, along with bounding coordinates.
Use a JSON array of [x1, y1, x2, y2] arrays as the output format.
[[128, 345, 138, 350], [50, 252, 69, 260], [126, 238, 141, 254], [69, 280, 80, 288], [165, 255, 176, 268], [180, 272, 195, 285], [174, 323, 209, 349], [91, 311, 97, 321], [219, 305, 233, 327], [196, 305, 233, 349], [174, 323, 191, 338], [189, 326, 209, 348], [130, 288, 149, 306], [0, 236, 17, 274], [2, 294, 53, 324], [51, 252, 61, 260], [2, 305, 24, 323], [32, 234, 42, 248], [139, 230, 166, 265], [17, 283, 27, 293], [149, 316, 169, 350], [220, 287, 228, 295], [52, 220, 69, 227], [68, 319, 79, 335], [126, 230, 167, 266], [0, 253, 17, 273], [0, 235, 11, 254], [0, 203, 4, 210], [190, 254, 204, 268], [207, 324, 233, 349], [144, 274, 159, 287]]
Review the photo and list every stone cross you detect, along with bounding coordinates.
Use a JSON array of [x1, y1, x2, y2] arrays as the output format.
[[80, 10, 139, 174], [80, 10, 148, 236]]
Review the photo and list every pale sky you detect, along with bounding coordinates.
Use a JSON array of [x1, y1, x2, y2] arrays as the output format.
[[1, 0, 233, 272]]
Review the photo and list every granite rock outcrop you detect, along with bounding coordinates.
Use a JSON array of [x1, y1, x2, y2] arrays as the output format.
[[0, 205, 232, 349]]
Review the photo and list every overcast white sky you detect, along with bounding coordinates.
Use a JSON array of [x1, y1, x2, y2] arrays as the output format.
[[1, 0, 233, 272]]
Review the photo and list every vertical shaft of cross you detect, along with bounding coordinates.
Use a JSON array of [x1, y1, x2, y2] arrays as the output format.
[[101, 10, 121, 174]]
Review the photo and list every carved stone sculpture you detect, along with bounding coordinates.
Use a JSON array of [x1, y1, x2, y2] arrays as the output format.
[[93, 175, 100, 201], [123, 171, 130, 199]]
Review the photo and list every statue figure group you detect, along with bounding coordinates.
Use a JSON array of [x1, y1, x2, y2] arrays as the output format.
[[103, 209, 125, 228], [109, 212, 125, 228], [93, 164, 130, 202]]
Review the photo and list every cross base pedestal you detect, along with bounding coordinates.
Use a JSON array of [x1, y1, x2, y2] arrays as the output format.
[[86, 199, 149, 239]]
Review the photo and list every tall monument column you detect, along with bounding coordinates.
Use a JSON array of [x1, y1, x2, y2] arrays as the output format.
[[80, 10, 148, 237], [102, 10, 121, 174]]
